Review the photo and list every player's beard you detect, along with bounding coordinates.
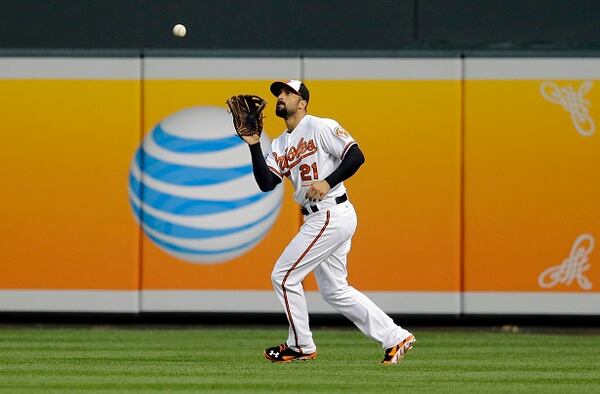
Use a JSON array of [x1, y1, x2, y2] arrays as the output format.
[[275, 102, 289, 119]]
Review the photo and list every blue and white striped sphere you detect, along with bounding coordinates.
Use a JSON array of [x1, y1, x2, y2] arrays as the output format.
[[128, 106, 283, 264]]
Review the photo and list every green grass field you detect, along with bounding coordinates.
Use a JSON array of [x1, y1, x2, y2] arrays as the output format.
[[0, 326, 599, 393]]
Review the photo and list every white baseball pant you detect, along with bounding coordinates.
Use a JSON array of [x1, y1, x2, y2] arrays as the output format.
[[271, 200, 411, 354]]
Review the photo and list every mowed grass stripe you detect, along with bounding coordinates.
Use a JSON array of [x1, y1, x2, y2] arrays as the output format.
[[0, 327, 598, 393]]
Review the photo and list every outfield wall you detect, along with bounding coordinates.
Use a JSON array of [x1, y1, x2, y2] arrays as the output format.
[[0, 57, 598, 316]]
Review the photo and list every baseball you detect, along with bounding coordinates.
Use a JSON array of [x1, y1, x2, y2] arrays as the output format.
[[172, 24, 187, 37]]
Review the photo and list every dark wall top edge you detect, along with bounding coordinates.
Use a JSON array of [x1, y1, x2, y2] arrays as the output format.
[[0, 49, 143, 57], [1, 48, 459, 57], [2, 48, 600, 58], [2, 1, 599, 53]]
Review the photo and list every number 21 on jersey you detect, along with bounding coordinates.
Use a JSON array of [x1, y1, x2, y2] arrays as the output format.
[[300, 162, 319, 181]]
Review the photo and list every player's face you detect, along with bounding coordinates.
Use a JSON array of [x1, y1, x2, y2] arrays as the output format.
[[275, 88, 304, 119]]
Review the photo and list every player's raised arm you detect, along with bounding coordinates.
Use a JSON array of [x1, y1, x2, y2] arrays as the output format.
[[248, 143, 281, 192], [226, 94, 282, 192]]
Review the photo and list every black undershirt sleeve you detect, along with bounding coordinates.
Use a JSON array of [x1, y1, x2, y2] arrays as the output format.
[[248, 143, 282, 192], [324, 144, 365, 188]]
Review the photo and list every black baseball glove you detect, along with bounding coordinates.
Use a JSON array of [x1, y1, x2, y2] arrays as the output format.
[[226, 95, 266, 138]]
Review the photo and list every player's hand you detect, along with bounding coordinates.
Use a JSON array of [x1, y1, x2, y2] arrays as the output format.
[[305, 180, 331, 202], [242, 134, 261, 145]]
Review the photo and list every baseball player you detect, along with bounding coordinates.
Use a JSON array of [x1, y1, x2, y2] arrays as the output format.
[[241, 80, 415, 364]]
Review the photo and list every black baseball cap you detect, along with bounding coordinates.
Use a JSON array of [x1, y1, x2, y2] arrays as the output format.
[[270, 80, 310, 102]]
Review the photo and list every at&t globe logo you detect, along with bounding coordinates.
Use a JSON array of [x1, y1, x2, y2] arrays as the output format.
[[128, 106, 283, 264]]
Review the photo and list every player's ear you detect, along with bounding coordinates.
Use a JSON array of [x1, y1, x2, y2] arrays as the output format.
[[299, 99, 308, 111]]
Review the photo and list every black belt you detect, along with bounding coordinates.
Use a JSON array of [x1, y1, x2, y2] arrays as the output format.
[[301, 193, 348, 215]]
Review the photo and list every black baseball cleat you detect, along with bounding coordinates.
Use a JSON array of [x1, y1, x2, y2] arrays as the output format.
[[381, 335, 416, 365], [263, 343, 317, 363]]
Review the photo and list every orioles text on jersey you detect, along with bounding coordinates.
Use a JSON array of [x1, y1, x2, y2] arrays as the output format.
[[272, 137, 317, 176]]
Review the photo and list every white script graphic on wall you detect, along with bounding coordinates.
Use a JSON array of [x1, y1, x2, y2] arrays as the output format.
[[538, 233, 594, 290], [540, 81, 595, 137]]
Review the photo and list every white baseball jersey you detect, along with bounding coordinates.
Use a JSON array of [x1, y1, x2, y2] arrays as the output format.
[[264, 115, 357, 205]]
